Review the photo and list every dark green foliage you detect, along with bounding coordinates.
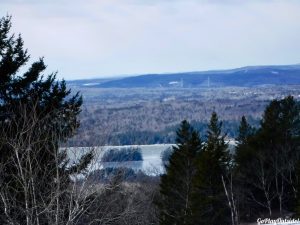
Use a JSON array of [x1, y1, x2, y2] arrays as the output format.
[[235, 96, 300, 218], [158, 120, 203, 225], [0, 16, 92, 224], [236, 116, 254, 144], [234, 116, 258, 219], [234, 116, 255, 170], [101, 147, 143, 162], [192, 112, 231, 225]]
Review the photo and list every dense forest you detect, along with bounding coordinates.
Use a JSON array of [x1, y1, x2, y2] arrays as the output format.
[[67, 86, 300, 146]]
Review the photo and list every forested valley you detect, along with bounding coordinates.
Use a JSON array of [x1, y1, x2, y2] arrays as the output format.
[[68, 86, 300, 146]]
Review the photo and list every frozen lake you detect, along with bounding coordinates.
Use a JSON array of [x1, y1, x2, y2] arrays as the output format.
[[65, 140, 236, 175], [65, 144, 174, 175]]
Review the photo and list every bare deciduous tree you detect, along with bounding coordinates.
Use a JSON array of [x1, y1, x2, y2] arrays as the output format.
[[0, 102, 97, 225]]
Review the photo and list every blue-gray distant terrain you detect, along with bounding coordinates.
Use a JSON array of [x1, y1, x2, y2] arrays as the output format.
[[68, 64, 300, 88]]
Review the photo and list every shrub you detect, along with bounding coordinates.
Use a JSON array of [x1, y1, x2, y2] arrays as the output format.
[[160, 147, 174, 162]]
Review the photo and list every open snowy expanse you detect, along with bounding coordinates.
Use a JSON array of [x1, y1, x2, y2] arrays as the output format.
[[65, 144, 174, 175]]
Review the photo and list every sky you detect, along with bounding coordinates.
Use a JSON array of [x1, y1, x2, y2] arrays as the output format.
[[1, 0, 300, 80]]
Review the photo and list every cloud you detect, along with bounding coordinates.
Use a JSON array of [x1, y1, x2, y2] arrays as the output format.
[[0, 0, 300, 79]]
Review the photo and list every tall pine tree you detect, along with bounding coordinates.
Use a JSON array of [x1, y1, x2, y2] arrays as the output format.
[[237, 116, 253, 145], [234, 116, 255, 170], [234, 116, 257, 220], [192, 112, 231, 225], [158, 120, 203, 225]]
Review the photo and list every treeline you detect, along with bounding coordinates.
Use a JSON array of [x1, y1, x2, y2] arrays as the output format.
[[69, 91, 269, 147], [87, 167, 151, 182], [101, 147, 143, 162], [68, 119, 259, 146], [157, 95, 300, 225]]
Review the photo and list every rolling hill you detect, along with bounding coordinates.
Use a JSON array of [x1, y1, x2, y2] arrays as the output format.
[[67, 64, 300, 88]]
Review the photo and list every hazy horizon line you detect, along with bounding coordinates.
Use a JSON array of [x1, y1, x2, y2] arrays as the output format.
[[65, 62, 300, 81]]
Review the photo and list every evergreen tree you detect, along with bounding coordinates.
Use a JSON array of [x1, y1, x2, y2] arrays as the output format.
[[192, 112, 231, 225], [235, 96, 300, 218], [236, 116, 253, 144], [0, 16, 92, 224], [158, 120, 203, 225], [234, 116, 255, 169], [234, 116, 259, 219]]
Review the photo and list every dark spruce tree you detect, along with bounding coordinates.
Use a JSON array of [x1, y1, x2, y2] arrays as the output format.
[[234, 116, 257, 220], [236, 116, 254, 145], [192, 112, 231, 225], [234, 116, 255, 173], [157, 120, 203, 225], [0, 16, 92, 224]]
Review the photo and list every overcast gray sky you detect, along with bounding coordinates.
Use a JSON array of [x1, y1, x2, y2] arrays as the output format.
[[1, 0, 300, 80]]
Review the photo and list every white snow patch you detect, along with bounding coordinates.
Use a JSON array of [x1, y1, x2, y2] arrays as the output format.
[[83, 83, 100, 86]]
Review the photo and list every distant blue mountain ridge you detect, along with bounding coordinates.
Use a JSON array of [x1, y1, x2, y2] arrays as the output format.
[[67, 64, 300, 88]]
